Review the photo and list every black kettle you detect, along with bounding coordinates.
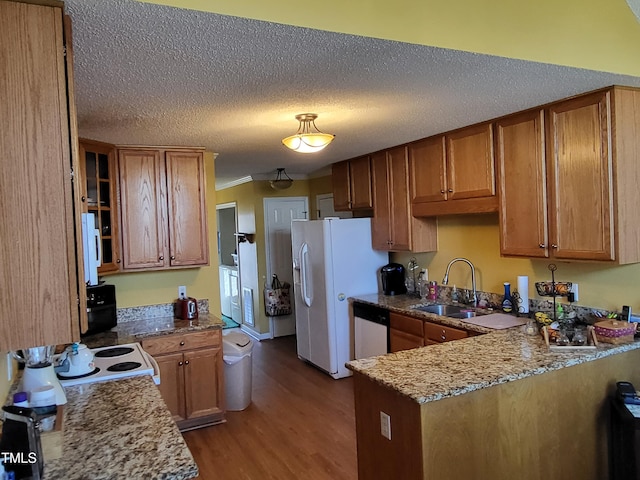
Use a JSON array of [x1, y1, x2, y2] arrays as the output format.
[[380, 263, 407, 296]]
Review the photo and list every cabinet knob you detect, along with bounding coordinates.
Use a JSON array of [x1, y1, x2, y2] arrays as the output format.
[[440, 190, 445, 194], [448, 188, 453, 193], [178, 361, 183, 366], [185, 360, 190, 365], [170, 255, 175, 260], [180, 341, 185, 346], [116, 259, 121, 263], [539, 244, 546, 249], [159, 256, 164, 261], [81, 196, 86, 202], [551, 244, 558, 249]]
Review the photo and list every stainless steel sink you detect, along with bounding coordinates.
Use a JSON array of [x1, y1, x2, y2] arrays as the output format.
[[447, 311, 477, 319], [413, 304, 466, 316]]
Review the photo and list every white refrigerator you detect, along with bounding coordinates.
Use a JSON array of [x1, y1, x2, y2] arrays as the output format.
[[291, 218, 388, 379]]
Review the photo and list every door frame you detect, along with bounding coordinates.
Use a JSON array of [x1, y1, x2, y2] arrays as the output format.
[[263, 196, 309, 337], [216, 202, 239, 322]]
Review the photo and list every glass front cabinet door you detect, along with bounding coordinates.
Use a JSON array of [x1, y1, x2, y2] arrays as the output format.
[[79, 139, 121, 274]]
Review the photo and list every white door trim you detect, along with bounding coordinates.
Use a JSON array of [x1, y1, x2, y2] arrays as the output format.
[[263, 196, 309, 338]]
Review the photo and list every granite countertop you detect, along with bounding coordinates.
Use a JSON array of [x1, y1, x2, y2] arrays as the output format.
[[81, 313, 224, 348], [347, 294, 640, 404], [44, 376, 198, 480]]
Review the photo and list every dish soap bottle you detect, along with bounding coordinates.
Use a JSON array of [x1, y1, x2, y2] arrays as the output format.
[[502, 282, 513, 313]]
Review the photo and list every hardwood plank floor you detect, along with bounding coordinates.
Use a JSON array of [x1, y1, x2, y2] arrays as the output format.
[[183, 335, 358, 480]]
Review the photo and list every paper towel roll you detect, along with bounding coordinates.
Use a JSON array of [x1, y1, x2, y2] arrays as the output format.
[[517, 276, 529, 314]]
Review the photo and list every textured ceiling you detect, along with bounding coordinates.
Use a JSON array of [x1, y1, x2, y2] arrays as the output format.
[[65, 0, 640, 189]]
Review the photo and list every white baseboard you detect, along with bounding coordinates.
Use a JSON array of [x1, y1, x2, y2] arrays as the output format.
[[240, 325, 271, 341]]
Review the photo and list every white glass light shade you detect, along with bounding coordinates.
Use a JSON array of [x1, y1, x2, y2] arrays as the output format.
[[282, 113, 334, 153]]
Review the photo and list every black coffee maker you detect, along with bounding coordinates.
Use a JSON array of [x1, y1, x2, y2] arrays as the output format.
[[380, 263, 407, 296]]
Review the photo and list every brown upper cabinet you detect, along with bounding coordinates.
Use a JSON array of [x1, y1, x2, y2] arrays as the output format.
[[118, 147, 209, 270], [497, 87, 640, 264], [0, 1, 86, 350], [371, 147, 437, 252], [411, 122, 497, 216], [332, 156, 373, 211], [79, 139, 121, 274], [495, 109, 547, 258]]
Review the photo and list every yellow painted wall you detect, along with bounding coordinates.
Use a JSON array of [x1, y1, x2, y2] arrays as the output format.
[[392, 214, 640, 312], [217, 179, 313, 333], [144, 0, 640, 77], [308, 175, 333, 219], [107, 152, 221, 316]]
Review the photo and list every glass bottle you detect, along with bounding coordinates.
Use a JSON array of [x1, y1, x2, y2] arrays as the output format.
[[502, 282, 513, 313]]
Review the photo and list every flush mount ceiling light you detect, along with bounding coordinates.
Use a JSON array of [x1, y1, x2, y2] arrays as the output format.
[[282, 113, 335, 153], [270, 168, 293, 190]]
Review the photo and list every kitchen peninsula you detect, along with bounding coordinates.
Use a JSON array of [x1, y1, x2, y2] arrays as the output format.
[[348, 294, 640, 480]]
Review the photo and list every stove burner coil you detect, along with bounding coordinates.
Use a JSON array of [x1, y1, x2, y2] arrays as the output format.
[[106, 362, 142, 372], [57, 367, 101, 380], [94, 347, 134, 358]]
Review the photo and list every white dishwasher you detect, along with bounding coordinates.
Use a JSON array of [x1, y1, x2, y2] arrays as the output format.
[[353, 302, 390, 359]]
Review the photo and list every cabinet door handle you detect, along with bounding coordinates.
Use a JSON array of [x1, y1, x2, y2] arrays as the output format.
[[170, 255, 175, 260], [180, 341, 185, 346], [440, 190, 445, 194], [551, 244, 558, 249], [116, 259, 121, 263], [159, 255, 164, 261], [184, 360, 190, 365], [539, 244, 546, 248], [448, 188, 453, 193], [178, 361, 183, 366], [81, 196, 86, 202]]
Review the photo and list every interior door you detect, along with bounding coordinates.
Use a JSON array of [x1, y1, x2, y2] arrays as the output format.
[[264, 197, 309, 337], [316, 193, 352, 219]]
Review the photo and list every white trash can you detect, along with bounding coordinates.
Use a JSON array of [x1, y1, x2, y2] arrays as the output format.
[[222, 331, 254, 411]]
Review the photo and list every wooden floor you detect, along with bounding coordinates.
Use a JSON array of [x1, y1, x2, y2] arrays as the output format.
[[183, 335, 358, 480]]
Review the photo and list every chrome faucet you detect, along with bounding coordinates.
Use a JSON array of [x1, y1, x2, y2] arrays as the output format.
[[442, 258, 477, 307]]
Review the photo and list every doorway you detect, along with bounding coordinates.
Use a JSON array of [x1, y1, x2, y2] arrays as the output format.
[[216, 203, 241, 328], [316, 193, 352, 219], [263, 197, 309, 337]]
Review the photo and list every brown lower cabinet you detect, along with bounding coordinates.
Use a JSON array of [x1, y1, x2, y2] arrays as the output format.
[[142, 329, 225, 431], [390, 312, 469, 352], [423, 320, 467, 344], [353, 348, 640, 480], [389, 312, 424, 352]]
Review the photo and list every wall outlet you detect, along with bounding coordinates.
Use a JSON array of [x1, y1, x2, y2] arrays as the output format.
[[570, 283, 579, 302], [178, 286, 187, 299], [380, 411, 391, 440]]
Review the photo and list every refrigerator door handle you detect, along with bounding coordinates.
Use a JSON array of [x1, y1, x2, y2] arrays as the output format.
[[300, 243, 312, 307]]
